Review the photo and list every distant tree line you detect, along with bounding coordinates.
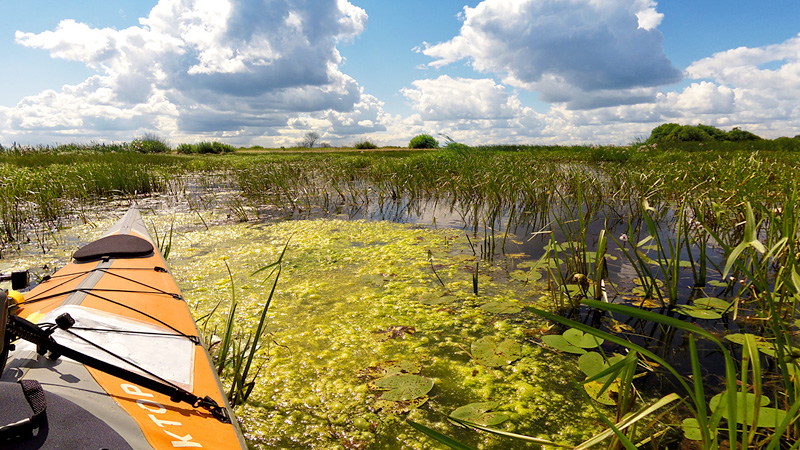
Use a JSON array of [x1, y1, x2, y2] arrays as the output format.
[[643, 123, 800, 151], [646, 123, 764, 144]]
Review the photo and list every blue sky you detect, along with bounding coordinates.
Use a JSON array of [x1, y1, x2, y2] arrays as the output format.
[[1, 0, 798, 147]]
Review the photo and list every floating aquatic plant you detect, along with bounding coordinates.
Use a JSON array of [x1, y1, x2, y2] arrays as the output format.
[[470, 336, 522, 368]]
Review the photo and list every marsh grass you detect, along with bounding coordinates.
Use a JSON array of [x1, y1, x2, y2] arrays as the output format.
[[421, 196, 800, 448], [204, 241, 289, 407], [0, 151, 209, 248], [3, 142, 800, 448]]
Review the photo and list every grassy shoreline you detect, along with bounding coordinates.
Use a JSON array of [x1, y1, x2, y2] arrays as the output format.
[[2, 141, 799, 447]]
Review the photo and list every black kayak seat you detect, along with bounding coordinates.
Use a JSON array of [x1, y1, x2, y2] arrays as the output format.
[[73, 234, 154, 262], [0, 380, 134, 449]]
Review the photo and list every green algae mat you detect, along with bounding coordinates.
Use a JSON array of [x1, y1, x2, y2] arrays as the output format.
[[2, 213, 607, 450]]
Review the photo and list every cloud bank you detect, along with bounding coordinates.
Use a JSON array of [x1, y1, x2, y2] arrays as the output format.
[[422, 0, 682, 110], [1, 1, 799, 147], [405, 0, 800, 145], [3, 0, 383, 145], [399, 76, 545, 142]]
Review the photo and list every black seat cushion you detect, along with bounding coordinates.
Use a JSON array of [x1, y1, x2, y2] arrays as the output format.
[[0, 381, 135, 449], [73, 234, 154, 262]]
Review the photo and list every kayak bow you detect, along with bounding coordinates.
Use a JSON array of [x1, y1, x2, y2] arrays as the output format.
[[1, 208, 247, 449]]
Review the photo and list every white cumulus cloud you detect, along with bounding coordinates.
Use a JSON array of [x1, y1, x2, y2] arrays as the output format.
[[676, 33, 800, 135], [525, 31, 800, 143], [669, 82, 736, 114], [401, 76, 523, 121], [5, 0, 384, 145], [400, 76, 545, 144], [422, 0, 681, 110]]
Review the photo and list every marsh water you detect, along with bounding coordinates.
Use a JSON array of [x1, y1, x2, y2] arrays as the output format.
[[0, 178, 748, 449]]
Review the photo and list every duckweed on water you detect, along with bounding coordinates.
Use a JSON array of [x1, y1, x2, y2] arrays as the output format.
[[0, 212, 608, 449], [167, 217, 605, 449]]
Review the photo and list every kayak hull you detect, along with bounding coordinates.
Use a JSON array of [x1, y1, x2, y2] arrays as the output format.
[[1, 208, 247, 449]]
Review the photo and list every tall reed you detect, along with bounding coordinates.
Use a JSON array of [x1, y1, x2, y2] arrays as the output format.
[[208, 241, 289, 407]]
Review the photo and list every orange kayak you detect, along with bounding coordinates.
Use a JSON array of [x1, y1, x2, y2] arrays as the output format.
[[1, 208, 247, 449]]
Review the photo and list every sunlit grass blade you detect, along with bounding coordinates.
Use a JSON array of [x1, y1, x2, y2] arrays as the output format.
[[743, 333, 763, 446], [766, 394, 800, 450], [527, 304, 698, 407], [406, 420, 477, 450], [445, 417, 572, 448], [580, 298, 740, 443], [578, 382, 638, 450], [688, 333, 715, 447], [216, 259, 237, 376], [575, 393, 679, 449]]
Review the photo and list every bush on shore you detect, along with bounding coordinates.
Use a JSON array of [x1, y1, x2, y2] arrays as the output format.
[[409, 134, 439, 149], [176, 141, 236, 154]]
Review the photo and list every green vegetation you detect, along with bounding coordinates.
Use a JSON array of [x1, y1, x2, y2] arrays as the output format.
[[2, 128, 800, 449], [354, 139, 379, 149], [646, 123, 762, 144], [409, 134, 439, 149], [131, 132, 171, 153], [177, 141, 236, 154]]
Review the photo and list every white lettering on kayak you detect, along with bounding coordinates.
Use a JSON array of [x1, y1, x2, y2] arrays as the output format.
[[122, 384, 154, 398], [164, 431, 203, 448], [120, 383, 203, 448], [137, 399, 167, 414], [149, 414, 182, 428]]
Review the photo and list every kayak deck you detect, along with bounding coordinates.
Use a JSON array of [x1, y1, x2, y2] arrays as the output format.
[[1, 208, 246, 449]]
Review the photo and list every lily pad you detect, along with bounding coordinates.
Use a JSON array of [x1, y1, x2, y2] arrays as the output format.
[[693, 297, 730, 310], [633, 277, 663, 287], [563, 284, 584, 296], [628, 296, 666, 308], [724, 333, 760, 346], [675, 305, 723, 320], [368, 374, 434, 401], [509, 270, 528, 282], [547, 256, 564, 266], [563, 328, 604, 349], [419, 294, 457, 305], [584, 251, 617, 263], [756, 345, 778, 357], [449, 402, 509, 426], [583, 380, 619, 406], [541, 334, 587, 355], [510, 269, 542, 283], [681, 418, 703, 441], [471, 336, 522, 367], [708, 280, 729, 287], [709, 391, 788, 428], [578, 352, 606, 379], [544, 241, 566, 252], [453, 254, 476, 263], [480, 301, 522, 314], [578, 352, 625, 382], [631, 286, 663, 298], [605, 318, 635, 334], [724, 333, 776, 357]]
